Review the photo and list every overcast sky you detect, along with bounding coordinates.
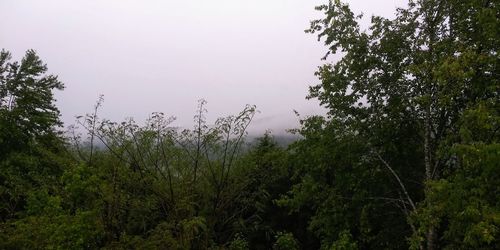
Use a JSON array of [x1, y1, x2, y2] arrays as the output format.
[[0, 0, 407, 134]]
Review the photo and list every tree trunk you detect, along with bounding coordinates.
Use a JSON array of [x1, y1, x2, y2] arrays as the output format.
[[424, 111, 436, 250]]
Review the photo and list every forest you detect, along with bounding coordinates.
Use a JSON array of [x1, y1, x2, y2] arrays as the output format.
[[0, 0, 498, 249]]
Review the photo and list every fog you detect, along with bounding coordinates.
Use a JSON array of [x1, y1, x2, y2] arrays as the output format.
[[0, 0, 407, 134]]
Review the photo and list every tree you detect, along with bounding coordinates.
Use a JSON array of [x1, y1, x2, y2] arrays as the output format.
[[0, 49, 66, 222], [281, 115, 415, 249], [0, 49, 64, 142], [410, 100, 500, 249], [230, 132, 298, 249], [289, 0, 498, 248], [70, 99, 260, 248]]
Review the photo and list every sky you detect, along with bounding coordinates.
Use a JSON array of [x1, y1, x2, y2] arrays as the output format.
[[0, 0, 407, 134]]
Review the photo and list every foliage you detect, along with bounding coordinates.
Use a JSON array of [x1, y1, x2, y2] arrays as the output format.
[[410, 100, 500, 249], [328, 230, 358, 250], [273, 231, 300, 250], [228, 233, 249, 250]]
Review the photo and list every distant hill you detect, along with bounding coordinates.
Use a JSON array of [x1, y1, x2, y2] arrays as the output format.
[[245, 133, 301, 148]]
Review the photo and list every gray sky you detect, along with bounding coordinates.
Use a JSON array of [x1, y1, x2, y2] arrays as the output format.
[[0, 0, 406, 134]]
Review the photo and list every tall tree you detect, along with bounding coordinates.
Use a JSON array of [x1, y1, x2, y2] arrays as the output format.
[[289, 0, 498, 248], [0, 49, 64, 141], [0, 49, 66, 221]]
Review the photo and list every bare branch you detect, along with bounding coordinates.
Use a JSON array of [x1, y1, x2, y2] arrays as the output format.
[[374, 151, 417, 211]]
